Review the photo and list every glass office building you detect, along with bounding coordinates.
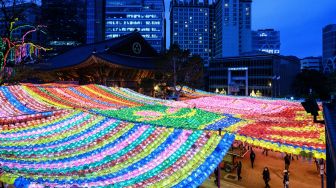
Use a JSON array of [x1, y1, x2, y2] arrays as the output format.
[[252, 29, 280, 54], [104, 0, 165, 53], [42, 0, 86, 55], [215, 0, 252, 58], [170, 0, 211, 65], [300, 57, 322, 72], [86, 0, 105, 44]]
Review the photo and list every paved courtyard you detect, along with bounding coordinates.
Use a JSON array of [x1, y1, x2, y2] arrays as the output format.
[[201, 148, 325, 188]]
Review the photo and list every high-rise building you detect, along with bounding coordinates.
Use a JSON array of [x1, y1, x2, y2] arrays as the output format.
[[209, 2, 217, 60], [252, 29, 280, 54], [41, 0, 86, 54], [214, 0, 252, 58], [323, 24, 336, 73], [87, 0, 165, 53], [239, 0, 252, 54], [300, 57, 322, 72], [86, 1, 105, 44], [170, 0, 211, 65]]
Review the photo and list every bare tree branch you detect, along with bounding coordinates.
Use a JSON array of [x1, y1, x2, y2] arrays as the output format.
[[0, 0, 31, 38]]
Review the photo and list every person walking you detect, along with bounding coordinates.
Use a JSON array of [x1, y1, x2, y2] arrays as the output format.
[[314, 158, 320, 172], [236, 161, 242, 180], [250, 149, 256, 168], [214, 168, 219, 185], [262, 167, 271, 188], [319, 158, 325, 186], [284, 154, 290, 171], [283, 170, 289, 188], [262, 148, 269, 156]]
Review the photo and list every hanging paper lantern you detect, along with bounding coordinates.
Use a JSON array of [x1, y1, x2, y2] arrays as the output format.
[[0, 84, 326, 188]]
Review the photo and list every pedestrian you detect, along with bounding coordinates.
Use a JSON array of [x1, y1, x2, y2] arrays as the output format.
[[314, 158, 319, 172], [319, 159, 325, 175], [289, 154, 294, 161], [250, 149, 256, 168], [284, 154, 290, 171], [262, 167, 271, 188], [262, 148, 269, 156], [236, 161, 242, 180], [214, 167, 219, 185], [283, 170, 289, 188]]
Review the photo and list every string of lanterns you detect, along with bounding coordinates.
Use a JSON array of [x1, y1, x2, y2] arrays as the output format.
[[0, 108, 234, 187], [0, 84, 326, 187]]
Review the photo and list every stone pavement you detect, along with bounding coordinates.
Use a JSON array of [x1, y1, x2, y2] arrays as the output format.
[[0, 148, 324, 188], [201, 178, 246, 188], [201, 148, 325, 188]]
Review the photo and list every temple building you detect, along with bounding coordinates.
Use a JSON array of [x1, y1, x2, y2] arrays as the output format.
[[36, 31, 165, 88]]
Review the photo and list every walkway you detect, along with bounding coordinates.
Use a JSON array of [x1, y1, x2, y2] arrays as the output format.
[[201, 148, 325, 188]]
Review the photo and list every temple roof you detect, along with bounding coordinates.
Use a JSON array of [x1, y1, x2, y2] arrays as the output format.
[[39, 32, 165, 71]]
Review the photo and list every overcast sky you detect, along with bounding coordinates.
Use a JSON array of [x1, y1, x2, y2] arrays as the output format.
[[164, 0, 336, 58]]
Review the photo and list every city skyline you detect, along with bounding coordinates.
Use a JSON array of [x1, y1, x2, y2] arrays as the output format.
[[7, 0, 336, 58], [165, 0, 336, 58]]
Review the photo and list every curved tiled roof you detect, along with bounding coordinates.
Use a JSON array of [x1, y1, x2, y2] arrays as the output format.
[[40, 32, 164, 71]]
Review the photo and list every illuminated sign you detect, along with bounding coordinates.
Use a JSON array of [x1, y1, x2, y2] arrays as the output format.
[[228, 67, 248, 71]]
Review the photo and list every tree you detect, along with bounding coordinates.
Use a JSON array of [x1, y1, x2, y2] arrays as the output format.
[[0, 0, 48, 84], [1, 0, 26, 38], [0, 24, 47, 84], [139, 77, 155, 95], [163, 43, 204, 97], [292, 70, 329, 100]]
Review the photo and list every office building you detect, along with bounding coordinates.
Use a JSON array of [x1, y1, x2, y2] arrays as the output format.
[[209, 52, 300, 97], [86, 1, 105, 44], [214, 0, 252, 58], [87, 0, 165, 53], [209, 2, 217, 60], [252, 29, 280, 54], [323, 24, 336, 73], [41, 0, 86, 55], [170, 0, 211, 65], [300, 57, 322, 72]]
